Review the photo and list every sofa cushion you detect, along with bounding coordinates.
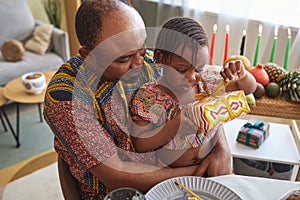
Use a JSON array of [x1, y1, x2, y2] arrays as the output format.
[[25, 24, 54, 55], [0, 51, 63, 86], [0, 0, 35, 47]]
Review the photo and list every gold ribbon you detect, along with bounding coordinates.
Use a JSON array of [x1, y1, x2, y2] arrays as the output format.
[[194, 80, 235, 118], [195, 80, 229, 101]]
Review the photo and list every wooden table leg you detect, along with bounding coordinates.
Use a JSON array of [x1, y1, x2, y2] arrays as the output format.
[[290, 120, 300, 181], [1, 106, 19, 148], [38, 103, 43, 122], [16, 103, 20, 148], [0, 108, 7, 131]]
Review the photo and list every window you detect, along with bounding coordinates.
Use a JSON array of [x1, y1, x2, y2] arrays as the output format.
[[143, 0, 300, 28]]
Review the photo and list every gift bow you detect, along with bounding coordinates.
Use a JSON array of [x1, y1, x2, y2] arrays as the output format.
[[194, 81, 234, 118], [195, 80, 229, 101], [244, 120, 266, 145]]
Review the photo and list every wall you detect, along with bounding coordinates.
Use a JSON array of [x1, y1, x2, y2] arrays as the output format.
[[132, 0, 300, 71], [27, 0, 67, 32]]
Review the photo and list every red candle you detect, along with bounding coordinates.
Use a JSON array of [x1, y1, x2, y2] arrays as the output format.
[[223, 24, 230, 64], [209, 24, 217, 65]]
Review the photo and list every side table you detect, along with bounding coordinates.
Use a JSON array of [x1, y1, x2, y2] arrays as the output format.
[[0, 87, 15, 137], [236, 96, 300, 180], [0, 87, 8, 131], [3, 71, 56, 148]]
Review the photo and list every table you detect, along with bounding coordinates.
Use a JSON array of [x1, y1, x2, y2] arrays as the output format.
[[224, 118, 300, 165], [210, 174, 300, 199], [224, 118, 300, 180], [0, 87, 8, 131], [247, 96, 300, 180], [0, 87, 15, 139], [1, 162, 300, 200], [3, 71, 56, 147]]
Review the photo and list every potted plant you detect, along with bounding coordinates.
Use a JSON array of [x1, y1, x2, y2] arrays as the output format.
[[42, 0, 61, 28]]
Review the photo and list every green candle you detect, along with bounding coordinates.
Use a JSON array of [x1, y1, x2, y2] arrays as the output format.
[[270, 26, 278, 63], [253, 24, 263, 66], [284, 28, 291, 71]]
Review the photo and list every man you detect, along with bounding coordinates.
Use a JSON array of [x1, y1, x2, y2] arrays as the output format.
[[43, 0, 232, 199]]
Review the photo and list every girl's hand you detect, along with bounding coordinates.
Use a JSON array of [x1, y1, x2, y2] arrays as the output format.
[[220, 60, 246, 82]]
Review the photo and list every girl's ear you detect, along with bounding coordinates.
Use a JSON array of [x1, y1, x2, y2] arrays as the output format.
[[154, 50, 164, 64], [78, 46, 90, 59]]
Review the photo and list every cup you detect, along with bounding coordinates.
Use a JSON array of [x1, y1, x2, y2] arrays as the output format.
[[21, 72, 46, 94], [104, 187, 145, 200]]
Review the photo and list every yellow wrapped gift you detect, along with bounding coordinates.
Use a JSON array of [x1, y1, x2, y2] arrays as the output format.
[[186, 90, 250, 132]]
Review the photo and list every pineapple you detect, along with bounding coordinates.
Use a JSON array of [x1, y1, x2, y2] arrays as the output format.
[[264, 63, 286, 83], [277, 70, 300, 103]]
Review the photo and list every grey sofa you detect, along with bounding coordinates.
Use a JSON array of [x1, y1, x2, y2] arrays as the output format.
[[0, 0, 70, 86]]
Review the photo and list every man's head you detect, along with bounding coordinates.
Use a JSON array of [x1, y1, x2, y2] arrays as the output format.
[[75, 0, 146, 81], [76, 0, 131, 50]]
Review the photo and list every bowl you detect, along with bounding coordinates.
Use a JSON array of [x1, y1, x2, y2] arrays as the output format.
[[21, 72, 46, 94], [104, 187, 145, 200]]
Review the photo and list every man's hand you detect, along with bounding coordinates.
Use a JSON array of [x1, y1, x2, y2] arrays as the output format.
[[194, 126, 232, 177]]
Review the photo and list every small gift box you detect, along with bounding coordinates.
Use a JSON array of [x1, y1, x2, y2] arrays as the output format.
[[185, 90, 250, 132], [236, 119, 270, 149]]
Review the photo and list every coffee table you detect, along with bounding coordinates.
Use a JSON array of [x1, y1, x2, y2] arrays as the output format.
[[0, 87, 14, 135], [3, 71, 56, 147]]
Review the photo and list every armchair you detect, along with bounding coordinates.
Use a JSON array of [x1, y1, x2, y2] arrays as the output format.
[[0, 0, 70, 86]]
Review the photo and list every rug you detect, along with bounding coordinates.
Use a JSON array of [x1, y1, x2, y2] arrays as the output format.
[[0, 106, 54, 170]]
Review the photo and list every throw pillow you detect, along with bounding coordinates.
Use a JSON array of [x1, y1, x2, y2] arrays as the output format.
[[1, 40, 25, 62], [25, 24, 54, 55]]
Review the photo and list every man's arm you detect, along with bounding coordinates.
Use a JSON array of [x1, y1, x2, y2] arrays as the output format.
[[89, 152, 200, 193], [131, 110, 197, 152], [47, 102, 201, 195], [58, 157, 81, 200], [194, 125, 232, 177]]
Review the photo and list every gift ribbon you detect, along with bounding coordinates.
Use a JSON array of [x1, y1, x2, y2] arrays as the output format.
[[194, 81, 234, 118], [244, 120, 266, 145], [195, 80, 229, 100]]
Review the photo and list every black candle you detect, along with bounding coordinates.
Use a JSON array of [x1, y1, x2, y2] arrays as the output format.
[[240, 30, 246, 55]]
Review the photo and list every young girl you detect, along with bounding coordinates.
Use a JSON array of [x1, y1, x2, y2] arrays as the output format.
[[129, 17, 256, 168]]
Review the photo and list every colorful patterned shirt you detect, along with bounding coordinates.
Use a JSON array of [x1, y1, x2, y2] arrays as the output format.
[[43, 52, 160, 199]]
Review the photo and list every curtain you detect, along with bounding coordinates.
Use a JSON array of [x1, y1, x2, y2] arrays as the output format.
[[133, 0, 300, 71]]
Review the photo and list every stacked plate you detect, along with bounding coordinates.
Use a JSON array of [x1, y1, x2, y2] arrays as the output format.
[[145, 176, 242, 200]]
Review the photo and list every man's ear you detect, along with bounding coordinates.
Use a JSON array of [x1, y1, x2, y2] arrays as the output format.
[[78, 47, 90, 59], [79, 46, 97, 67], [154, 50, 163, 64]]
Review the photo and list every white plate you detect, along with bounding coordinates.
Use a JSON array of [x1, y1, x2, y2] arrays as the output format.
[[145, 176, 242, 200]]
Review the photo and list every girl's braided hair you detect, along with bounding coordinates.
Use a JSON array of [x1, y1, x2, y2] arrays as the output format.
[[155, 17, 209, 66]]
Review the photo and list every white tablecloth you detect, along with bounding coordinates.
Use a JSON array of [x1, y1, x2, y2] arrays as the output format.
[[1, 163, 300, 200], [210, 175, 300, 199]]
